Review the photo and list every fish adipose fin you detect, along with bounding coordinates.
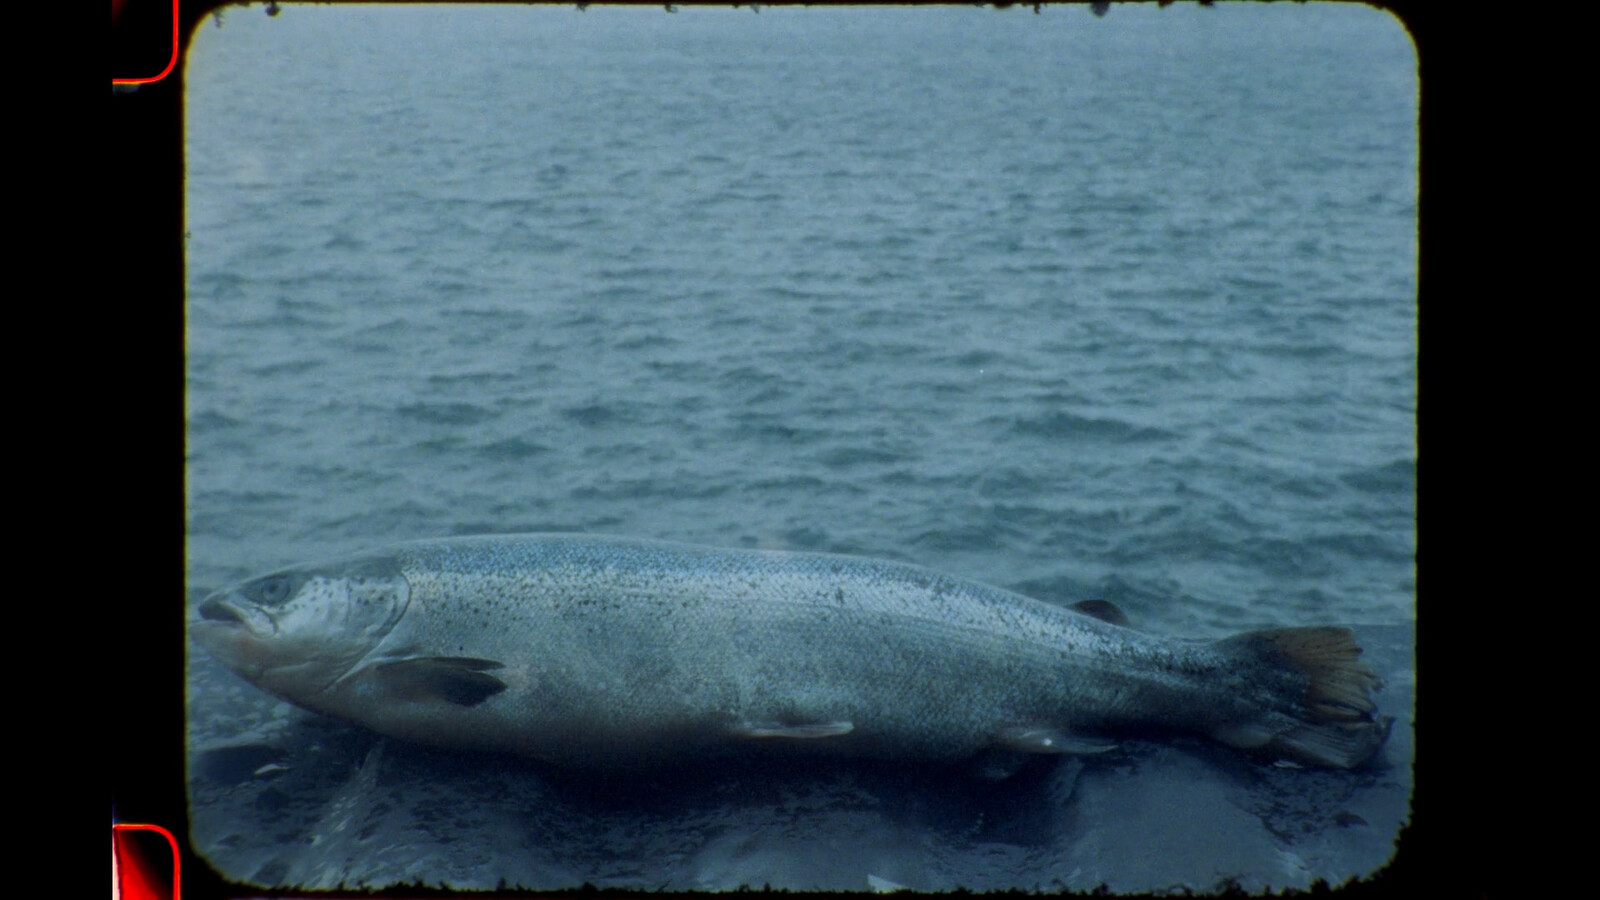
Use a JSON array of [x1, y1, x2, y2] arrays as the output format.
[[972, 729, 1116, 780], [1212, 627, 1393, 769], [375, 657, 508, 708], [1071, 600, 1130, 627]]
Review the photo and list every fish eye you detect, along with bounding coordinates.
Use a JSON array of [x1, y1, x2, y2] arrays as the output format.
[[251, 576, 294, 605]]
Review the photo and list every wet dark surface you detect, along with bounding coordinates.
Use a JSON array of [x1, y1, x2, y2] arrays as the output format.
[[188, 623, 1411, 892]]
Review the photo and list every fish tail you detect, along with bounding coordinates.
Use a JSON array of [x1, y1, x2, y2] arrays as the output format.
[[1209, 626, 1393, 769]]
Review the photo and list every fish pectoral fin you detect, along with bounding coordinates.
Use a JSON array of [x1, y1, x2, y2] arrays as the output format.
[[999, 726, 1118, 755], [375, 657, 508, 707], [734, 720, 855, 740], [435, 656, 505, 671]]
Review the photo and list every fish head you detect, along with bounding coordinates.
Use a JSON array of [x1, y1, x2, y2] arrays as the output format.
[[192, 554, 410, 703]]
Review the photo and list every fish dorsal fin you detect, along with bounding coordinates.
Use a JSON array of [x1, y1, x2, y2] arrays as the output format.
[[1071, 600, 1129, 627], [375, 657, 508, 707], [999, 726, 1118, 755], [734, 720, 855, 740]]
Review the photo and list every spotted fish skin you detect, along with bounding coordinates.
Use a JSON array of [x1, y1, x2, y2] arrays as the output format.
[[193, 534, 1391, 769]]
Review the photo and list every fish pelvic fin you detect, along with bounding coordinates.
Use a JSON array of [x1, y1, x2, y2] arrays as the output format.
[[1211, 626, 1393, 769]]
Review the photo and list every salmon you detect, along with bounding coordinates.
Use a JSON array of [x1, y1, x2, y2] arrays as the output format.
[[192, 534, 1391, 770]]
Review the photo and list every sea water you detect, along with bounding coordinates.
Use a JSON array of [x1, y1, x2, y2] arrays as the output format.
[[187, 4, 1416, 639], [185, 7, 1416, 888]]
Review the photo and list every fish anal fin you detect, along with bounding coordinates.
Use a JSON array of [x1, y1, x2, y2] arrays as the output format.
[[1211, 722, 1273, 750], [734, 720, 854, 740], [375, 657, 508, 707], [998, 726, 1117, 755]]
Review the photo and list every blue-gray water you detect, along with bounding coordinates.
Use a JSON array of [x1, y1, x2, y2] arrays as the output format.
[[185, 4, 1416, 891]]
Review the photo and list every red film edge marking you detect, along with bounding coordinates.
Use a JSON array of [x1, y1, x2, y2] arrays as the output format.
[[112, 823, 181, 900], [112, 0, 179, 86]]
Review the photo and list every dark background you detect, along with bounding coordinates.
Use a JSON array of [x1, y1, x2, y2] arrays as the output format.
[[107, 2, 1480, 896]]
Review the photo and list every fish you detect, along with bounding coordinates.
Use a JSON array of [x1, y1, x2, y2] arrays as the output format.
[[191, 534, 1392, 770]]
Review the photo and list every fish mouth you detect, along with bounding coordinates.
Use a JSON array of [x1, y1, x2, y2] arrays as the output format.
[[196, 595, 277, 638]]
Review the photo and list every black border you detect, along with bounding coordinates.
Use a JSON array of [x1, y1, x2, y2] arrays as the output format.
[[109, 2, 1472, 896]]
